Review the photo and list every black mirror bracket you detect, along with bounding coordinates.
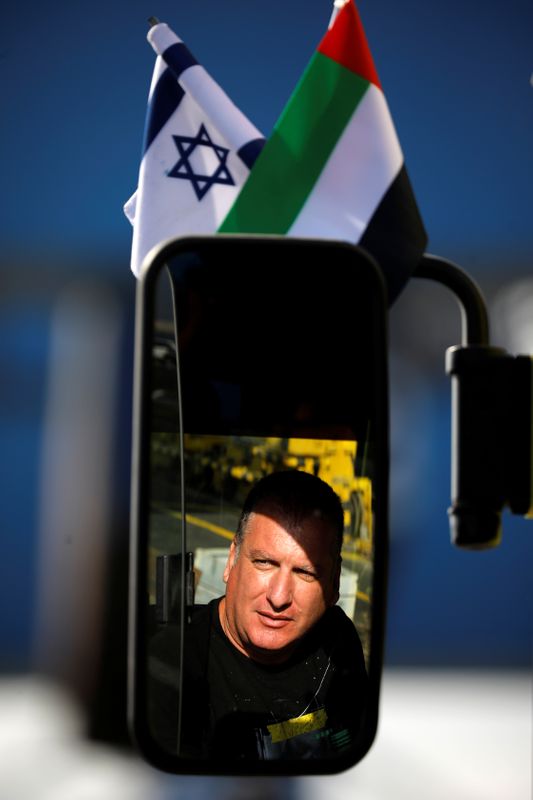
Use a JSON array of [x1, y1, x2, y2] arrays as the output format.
[[414, 254, 533, 549]]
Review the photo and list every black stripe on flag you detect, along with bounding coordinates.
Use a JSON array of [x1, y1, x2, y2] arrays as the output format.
[[162, 42, 198, 77], [237, 138, 267, 170], [143, 68, 185, 152], [359, 165, 427, 305]]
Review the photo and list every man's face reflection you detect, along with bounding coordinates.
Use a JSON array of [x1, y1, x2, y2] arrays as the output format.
[[219, 508, 340, 665]]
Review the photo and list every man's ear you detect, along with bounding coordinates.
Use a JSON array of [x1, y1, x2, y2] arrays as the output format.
[[223, 539, 238, 584], [330, 557, 341, 606]]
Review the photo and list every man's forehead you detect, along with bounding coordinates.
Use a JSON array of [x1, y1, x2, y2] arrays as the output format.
[[248, 501, 331, 529], [244, 506, 338, 556]]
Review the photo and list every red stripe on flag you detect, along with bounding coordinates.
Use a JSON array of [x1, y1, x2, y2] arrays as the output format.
[[318, 1, 381, 90]]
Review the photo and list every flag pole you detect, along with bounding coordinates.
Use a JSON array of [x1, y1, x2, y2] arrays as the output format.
[[329, 0, 349, 28]]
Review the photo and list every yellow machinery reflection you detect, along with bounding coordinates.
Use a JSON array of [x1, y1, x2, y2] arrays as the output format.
[[149, 432, 373, 664]]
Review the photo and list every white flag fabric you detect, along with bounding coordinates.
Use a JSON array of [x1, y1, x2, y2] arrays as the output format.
[[125, 23, 265, 277]]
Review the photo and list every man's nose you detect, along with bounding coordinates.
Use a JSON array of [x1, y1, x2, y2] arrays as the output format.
[[266, 569, 293, 610]]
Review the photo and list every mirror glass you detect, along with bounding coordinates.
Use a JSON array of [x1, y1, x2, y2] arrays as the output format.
[[130, 236, 388, 775]]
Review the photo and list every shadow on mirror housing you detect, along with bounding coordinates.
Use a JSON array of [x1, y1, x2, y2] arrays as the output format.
[[129, 235, 389, 775]]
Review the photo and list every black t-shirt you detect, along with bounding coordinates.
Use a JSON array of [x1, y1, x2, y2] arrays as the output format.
[[182, 599, 368, 761], [150, 599, 368, 762]]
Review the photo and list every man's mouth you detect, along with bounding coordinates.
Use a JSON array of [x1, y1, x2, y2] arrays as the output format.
[[257, 611, 293, 628]]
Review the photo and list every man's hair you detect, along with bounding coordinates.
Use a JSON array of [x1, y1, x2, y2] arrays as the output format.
[[234, 470, 344, 558]]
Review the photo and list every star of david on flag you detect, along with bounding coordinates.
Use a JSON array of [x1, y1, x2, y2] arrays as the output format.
[[168, 123, 235, 200], [125, 21, 265, 277]]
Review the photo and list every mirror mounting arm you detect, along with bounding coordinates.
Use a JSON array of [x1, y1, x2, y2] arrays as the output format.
[[412, 253, 533, 550], [413, 253, 489, 347]]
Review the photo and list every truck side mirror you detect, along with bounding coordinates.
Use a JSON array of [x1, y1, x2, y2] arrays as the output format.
[[129, 235, 389, 775]]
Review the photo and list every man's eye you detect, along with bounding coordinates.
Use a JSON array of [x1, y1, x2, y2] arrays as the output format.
[[296, 569, 318, 581], [253, 559, 273, 568]]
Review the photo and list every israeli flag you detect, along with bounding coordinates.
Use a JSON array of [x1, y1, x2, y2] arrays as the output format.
[[125, 22, 265, 277]]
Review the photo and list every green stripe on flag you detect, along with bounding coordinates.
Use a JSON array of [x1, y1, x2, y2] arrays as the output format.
[[218, 52, 370, 234]]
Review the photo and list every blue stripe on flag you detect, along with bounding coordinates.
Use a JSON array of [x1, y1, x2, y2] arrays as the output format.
[[237, 138, 266, 169], [143, 67, 185, 152], [161, 42, 198, 78]]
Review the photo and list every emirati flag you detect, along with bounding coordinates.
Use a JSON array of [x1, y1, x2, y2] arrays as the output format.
[[219, 0, 427, 302]]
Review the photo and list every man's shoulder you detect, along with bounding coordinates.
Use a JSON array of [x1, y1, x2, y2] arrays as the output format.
[[322, 604, 358, 636], [190, 598, 218, 624], [317, 605, 366, 664], [184, 599, 220, 666], [325, 603, 353, 623], [188, 598, 220, 637]]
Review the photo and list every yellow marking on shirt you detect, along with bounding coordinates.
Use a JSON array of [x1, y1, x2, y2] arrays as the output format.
[[267, 708, 328, 743]]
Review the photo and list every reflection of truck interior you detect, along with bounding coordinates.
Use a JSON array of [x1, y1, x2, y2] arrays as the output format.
[[183, 434, 373, 555], [150, 336, 372, 551], [184, 435, 372, 623], [150, 337, 373, 652]]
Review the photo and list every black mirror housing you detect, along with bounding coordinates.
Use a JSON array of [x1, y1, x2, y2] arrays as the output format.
[[129, 235, 389, 775]]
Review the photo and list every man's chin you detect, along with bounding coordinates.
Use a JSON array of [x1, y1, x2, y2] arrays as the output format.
[[245, 634, 299, 666]]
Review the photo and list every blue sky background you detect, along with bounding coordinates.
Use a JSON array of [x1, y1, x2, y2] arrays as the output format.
[[1, 0, 532, 673], [2, 0, 532, 267]]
